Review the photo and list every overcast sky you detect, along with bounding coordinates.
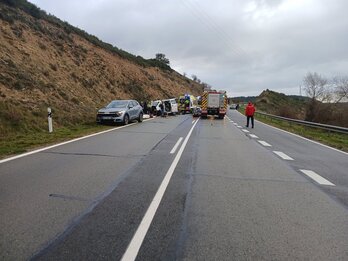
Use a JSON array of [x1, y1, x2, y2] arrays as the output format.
[[28, 0, 348, 97]]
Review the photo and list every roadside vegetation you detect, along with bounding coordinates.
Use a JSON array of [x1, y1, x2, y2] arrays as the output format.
[[0, 122, 115, 159]]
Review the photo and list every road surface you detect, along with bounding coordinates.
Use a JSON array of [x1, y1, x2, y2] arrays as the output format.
[[1, 111, 347, 260]]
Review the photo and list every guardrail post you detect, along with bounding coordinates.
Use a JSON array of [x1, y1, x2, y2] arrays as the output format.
[[47, 107, 53, 133]]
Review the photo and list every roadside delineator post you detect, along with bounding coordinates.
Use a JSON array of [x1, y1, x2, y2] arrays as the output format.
[[47, 107, 53, 133]]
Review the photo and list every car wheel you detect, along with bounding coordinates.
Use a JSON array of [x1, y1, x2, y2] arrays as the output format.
[[138, 112, 143, 122], [123, 114, 129, 125]]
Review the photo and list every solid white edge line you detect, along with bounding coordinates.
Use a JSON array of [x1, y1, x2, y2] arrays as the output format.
[[258, 140, 272, 147], [300, 169, 335, 186], [121, 119, 199, 261], [234, 110, 348, 156], [170, 137, 183, 154], [273, 151, 294, 160], [0, 118, 154, 164], [192, 120, 195, 124]]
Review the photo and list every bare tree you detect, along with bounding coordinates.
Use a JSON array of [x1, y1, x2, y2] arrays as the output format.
[[303, 72, 329, 101], [333, 76, 348, 102], [303, 72, 330, 121]]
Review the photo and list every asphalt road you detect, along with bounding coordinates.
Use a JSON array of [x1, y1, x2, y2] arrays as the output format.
[[0, 113, 347, 260]]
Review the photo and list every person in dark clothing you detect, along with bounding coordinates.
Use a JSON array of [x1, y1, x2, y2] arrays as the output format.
[[245, 101, 256, 128], [143, 101, 148, 114], [159, 102, 164, 117]]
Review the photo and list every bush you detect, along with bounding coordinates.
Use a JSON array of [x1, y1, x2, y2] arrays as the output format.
[[71, 97, 79, 104], [38, 41, 47, 50], [49, 63, 57, 71]]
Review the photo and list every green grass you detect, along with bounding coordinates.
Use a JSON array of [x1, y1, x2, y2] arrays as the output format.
[[0, 123, 115, 159], [237, 108, 348, 152]]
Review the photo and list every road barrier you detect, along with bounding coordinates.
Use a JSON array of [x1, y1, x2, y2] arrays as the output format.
[[255, 112, 348, 134]]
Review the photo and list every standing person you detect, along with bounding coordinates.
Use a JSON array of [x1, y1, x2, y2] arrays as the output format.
[[245, 101, 256, 128], [143, 101, 148, 114], [159, 102, 164, 117]]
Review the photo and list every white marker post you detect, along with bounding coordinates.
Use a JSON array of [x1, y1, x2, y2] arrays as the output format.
[[47, 107, 53, 133]]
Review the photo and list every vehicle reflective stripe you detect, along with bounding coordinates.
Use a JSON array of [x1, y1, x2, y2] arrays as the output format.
[[201, 92, 208, 110]]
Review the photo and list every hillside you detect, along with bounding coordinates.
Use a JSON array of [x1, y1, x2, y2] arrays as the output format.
[[0, 1, 203, 138], [254, 89, 309, 119]]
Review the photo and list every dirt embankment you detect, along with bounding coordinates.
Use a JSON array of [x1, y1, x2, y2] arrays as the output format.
[[0, 3, 203, 136]]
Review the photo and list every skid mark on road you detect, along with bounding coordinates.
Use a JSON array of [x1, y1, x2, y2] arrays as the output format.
[[49, 194, 93, 202]]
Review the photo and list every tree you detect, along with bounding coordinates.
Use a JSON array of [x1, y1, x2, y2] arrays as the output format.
[[202, 82, 212, 91], [155, 53, 170, 65], [303, 72, 329, 101], [333, 76, 348, 102], [303, 72, 329, 121], [191, 74, 197, 82]]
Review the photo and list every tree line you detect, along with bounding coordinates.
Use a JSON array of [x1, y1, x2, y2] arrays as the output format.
[[302, 72, 348, 125]]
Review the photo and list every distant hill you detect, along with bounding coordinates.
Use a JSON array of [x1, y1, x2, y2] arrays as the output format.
[[255, 89, 309, 119], [230, 90, 309, 119], [0, 0, 204, 137], [230, 96, 257, 103]]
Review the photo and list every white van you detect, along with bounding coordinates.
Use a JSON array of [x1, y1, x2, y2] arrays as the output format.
[[162, 98, 178, 115]]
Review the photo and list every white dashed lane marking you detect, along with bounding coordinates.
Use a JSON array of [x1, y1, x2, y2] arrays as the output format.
[[273, 151, 294, 160], [300, 169, 335, 186], [242, 129, 250, 133], [249, 134, 259, 139], [258, 140, 272, 147], [237, 126, 242, 128]]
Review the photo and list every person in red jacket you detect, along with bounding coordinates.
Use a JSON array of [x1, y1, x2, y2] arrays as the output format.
[[245, 101, 256, 128]]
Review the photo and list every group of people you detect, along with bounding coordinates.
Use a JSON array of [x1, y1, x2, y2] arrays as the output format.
[[141, 101, 165, 117]]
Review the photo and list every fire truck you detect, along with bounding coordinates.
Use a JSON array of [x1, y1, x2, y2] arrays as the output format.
[[200, 90, 228, 119]]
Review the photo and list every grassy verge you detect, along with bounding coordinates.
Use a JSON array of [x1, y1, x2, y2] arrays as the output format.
[[237, 108, 348, 152], [0, 123, 115, 159]]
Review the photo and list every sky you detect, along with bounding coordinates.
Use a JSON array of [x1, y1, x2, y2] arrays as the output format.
[[28, 0, 348, 97]]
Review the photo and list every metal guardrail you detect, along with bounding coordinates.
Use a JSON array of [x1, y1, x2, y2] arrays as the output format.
[[255, 111, 348, 134]]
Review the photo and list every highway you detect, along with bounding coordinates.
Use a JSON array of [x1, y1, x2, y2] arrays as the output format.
[[1, 111, 347, 260]]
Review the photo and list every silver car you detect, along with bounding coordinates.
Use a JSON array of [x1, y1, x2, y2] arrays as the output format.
[[96, 100, 143, 125]]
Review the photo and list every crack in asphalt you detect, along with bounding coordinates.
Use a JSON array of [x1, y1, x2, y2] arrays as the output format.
[[49, 194, 95, 203]]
